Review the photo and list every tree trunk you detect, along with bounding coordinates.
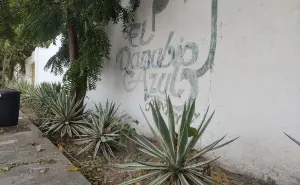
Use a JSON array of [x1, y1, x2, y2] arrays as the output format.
[[68, 24, 86, 108], [68, 24, 79, 63], [0, 67, 4, 88], [7, 63, 14, 82]]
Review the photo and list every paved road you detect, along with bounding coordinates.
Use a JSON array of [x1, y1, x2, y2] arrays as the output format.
[[0, 113, 90, 185]]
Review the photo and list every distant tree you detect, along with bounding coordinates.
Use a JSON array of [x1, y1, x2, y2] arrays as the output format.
[[0, 0, 15, 39], [0, 26, 37, 85], [0, 1, 39, 85], [6, 38, 37, 81]]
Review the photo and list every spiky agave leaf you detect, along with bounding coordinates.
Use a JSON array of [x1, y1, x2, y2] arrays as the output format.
[[116, 96, 238, 185], [12, 80, 39, 108], [40, 89, 86, 138], [284, 133, 300, 146], [35, 82, 63, 116], [11, 81, 64, 117], [76, 112, 121, 160], [94, 100, 127, 128]]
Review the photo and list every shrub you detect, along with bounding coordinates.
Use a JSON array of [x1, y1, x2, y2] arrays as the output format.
[[76, 111, 122, 160], [76, 100, 131, 160], [36, 82, 62, 116], [94, 100, 126, 128], [40, 89, 86, 138], [116, 97, 238, 185], [9, 81, 39, 110], [9, 81, 62, 117]]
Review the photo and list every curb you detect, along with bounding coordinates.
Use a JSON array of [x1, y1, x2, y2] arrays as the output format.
[[20, 111, 91, 185]]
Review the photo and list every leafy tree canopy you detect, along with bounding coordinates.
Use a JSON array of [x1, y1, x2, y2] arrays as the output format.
[[0, 27, 37, 83], [0, 0, 45, 83], [0, 0, 140, 92]]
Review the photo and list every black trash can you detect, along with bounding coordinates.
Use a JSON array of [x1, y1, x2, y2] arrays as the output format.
[[0, 88, 20, 127]]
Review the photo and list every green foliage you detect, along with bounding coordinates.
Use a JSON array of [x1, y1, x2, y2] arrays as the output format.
[[284, 133, 300, 147], [37, 82, 63, 116], [116, 97, 238, 185], [40, 89, 86, 138], [0, 0, 16, 39], [6, 35, 36, 75], [9, 81, 41, 114], [64, 23, 111, 90], [94, 100, 127, 128], [0, 1, 37, 82], [1, 0, 141, 92], [119, 123, 137, 140], [39, 82, 62, 99], [9, 81, 62, 117], [0, 37, 36, 85], [44, 36, 69, 75], [76, 100, 133, 160], [11, 81, 85, 139], [76, 112, 122, 160], [16, 0, 140, 92]]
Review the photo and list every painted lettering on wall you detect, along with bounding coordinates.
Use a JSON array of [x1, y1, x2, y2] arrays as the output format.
[[123, 0, 173, 46], [117, 0, 219, 115]]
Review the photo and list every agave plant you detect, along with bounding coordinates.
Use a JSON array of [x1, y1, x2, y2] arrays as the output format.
[[116, 97, 238, 185], [94, 100, 126, 128], [38, 82, 62, 100], [10, 80, 40, 110], [40, 90, 86, 138], [284, 133, 300, 146], [9, 81, 63, 116], [36, 82, 62, 116], [76, 112, 121, 160]]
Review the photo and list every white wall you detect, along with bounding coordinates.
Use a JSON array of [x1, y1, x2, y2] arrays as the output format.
[[24, 37, 63, 85], [35, 42, 63, 85], [23, 51, 35, 83], [86, 0, 300, 184]]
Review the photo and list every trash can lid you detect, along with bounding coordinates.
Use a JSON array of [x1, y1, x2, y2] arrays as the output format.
[[0, 88, 20, 94]]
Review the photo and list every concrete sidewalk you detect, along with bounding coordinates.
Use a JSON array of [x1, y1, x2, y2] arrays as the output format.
[[0, 113, 90, 185]]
